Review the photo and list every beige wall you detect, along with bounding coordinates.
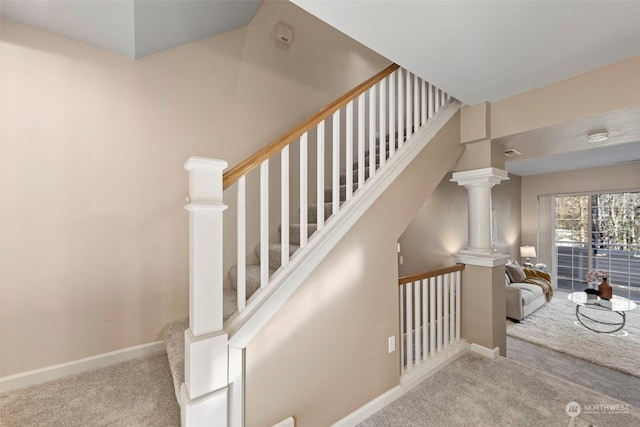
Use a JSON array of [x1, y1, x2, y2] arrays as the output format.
[[244, 114, 462, 427], [491, 55, 640, 139], [0, 1, 389, 377], [460, 265, 506, 356], [521, 163, 640, 256], [397, 172, 522, 276]]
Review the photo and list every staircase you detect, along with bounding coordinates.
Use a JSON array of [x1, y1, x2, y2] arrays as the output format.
[[162, 137, 395, 402], [164, 64, 462, 426]]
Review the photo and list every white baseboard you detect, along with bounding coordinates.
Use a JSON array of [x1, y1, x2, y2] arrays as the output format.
[[333, 342, 470, 426], [331, 385, 402, 427], [0, 341, 165, 393], [470, 343, 500, 359], [400, 341, 470, 390]]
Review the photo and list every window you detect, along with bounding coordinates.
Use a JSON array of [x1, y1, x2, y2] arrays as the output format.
[[554, 192, 640, 301]]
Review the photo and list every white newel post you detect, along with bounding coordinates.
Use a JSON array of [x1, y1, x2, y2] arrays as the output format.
[[183, 157, 229, 427]]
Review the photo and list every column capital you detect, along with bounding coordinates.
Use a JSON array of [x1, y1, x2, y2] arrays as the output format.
[[454, 250, 510, 267], [451, 167, 509, 187]]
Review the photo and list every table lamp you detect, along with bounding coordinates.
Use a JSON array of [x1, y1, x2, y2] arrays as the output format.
[[520, 245, 536, 268]]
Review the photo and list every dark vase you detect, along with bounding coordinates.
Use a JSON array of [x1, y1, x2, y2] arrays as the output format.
[[598, 277, 612, 300]]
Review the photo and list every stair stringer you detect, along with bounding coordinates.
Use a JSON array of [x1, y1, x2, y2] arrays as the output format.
[[225, 100, 462, 348]]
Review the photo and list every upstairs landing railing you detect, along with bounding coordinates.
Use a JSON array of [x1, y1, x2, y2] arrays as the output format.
[[398, 264, 465, 374]]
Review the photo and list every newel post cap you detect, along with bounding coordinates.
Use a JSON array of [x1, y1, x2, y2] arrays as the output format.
[[185, 156, 228, 171]]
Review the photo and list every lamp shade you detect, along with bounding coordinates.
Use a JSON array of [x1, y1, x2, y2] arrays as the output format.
[[520, 246, 537, 258]]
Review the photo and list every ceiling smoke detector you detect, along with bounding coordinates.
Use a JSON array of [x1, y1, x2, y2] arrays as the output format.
[[586, 131, 609, 143], [504, 149, 522, 157]]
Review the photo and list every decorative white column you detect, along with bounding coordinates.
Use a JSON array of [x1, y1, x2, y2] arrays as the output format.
[[451, 167, 510, 356], [451, 167, 509, 267], [182, 157, 229, 427]]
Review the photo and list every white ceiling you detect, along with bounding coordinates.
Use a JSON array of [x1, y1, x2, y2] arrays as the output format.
[[0, 0, 260, 58], [497, 106, 640, 176], [291, 0, 640, 105], [291, 0, 640, 176], [2, 0, 639, 176]]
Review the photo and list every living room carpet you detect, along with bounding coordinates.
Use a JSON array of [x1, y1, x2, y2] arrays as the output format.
[[360, 352, 640, 427], [507, 296, 640, 378]]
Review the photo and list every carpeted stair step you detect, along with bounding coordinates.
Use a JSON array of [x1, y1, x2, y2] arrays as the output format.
[[307, 202, 333, 223], [162, 319, 188, 404], [324, 183, 358, 202], [353, 156, 381, 170], [229, 264, 275, 297], [340, 168, 371, 185], [282, 223, 318, 245], [255, 242, 300, 270]]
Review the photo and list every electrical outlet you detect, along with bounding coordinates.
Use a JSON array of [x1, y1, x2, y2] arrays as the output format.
[[399, 256, 404, 265], [388, 336, 396, 353]]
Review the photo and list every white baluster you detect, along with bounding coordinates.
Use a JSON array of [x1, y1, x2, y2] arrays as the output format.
[[413, 280, 421, 365], [398, 69, 404, 149], [443, 272, 449, 349], [237, 176, 246, 312], [389, 71, 396, 158], [421, 278, 428, 362], [357, 93, 365, 188], [378, 78, 386, 168], [456, 270, 461, 341], [421, 79, 427, 125], [399, 285, 405, 373], [345, 101, 354, 201], [428, 83, 434, 119], [316, 122, 325, 230], [260, 160, 269, 288], [437, 274, 442, 352], [281, 146, 289, 268], [332, 111, 340, 215], [449, 273, 455, 344], [413, 74, 419, 132], [435, 87, 441, 113], [406, 281, 413, 370], [406, 71, 412, 139], [299, 133, 308, 248], [368, 87, 376, 178], [429, 277, 436, 355]]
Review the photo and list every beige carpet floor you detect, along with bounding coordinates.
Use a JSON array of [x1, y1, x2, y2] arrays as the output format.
[[507, 296, 640, 378], [0, 351, 180, 427], [2, 346, 639, 426], [360, 352, 640, 427]]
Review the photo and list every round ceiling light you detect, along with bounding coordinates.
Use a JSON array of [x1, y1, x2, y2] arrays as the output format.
[[586, 132, 609, 143]]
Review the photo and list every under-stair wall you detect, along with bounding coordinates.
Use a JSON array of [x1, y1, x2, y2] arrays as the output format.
[[243, 112, 462, 426]]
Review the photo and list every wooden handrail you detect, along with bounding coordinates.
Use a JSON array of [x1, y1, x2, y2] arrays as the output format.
[[398, 264, 465, 286], [223, 63, 400, 189]]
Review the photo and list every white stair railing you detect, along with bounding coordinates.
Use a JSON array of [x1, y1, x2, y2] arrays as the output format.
[[398, 264, 465, 374], [223, 65, 451, 320], [183, 64, 454, 426]]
